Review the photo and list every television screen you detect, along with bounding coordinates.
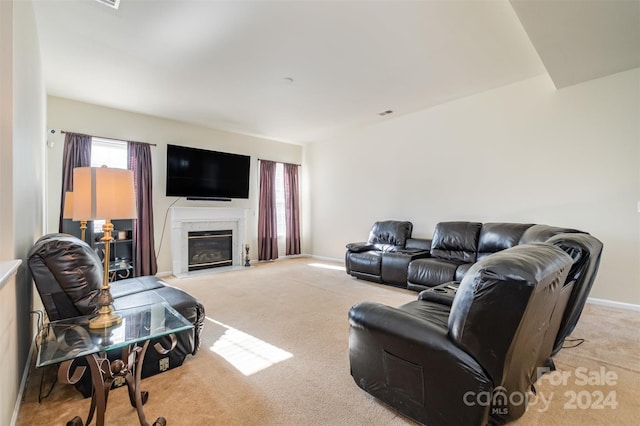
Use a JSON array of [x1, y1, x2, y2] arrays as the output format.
[[166, 144, 250, 199]]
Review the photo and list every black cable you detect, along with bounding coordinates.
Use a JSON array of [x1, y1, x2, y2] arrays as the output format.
[[30, 310, 57, 402], [38, 366, 57, 402], [562, 338, 585, 349]]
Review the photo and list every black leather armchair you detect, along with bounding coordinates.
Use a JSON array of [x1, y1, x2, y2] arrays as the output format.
[[349, 243, 573, 425], [28, 233, 205, 397]]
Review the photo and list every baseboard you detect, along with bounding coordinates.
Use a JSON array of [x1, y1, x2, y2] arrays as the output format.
[[308, 254, 343, 264], [250, 254, 309, 265], [263, 254, 344, 263], [587, 297, 640, 311], [11, 341, 35, 426]]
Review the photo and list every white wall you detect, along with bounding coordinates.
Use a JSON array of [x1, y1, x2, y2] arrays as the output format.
[[0, 5, 16, 425], [0, 0, 13, 261], [46, 97, 303, 274], [305, 70, 640, 305], [1, 1, 46, 424]]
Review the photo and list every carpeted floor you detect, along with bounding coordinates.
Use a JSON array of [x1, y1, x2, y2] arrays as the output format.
[[15, 257, 640, 425]]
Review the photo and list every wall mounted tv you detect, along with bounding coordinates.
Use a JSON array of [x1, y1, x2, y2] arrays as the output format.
[[166, 144, 250, 200]]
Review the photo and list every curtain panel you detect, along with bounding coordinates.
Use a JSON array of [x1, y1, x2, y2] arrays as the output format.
[[258, 160, 278, 260], [58, 133, 92, 233], [284, 163, 301, 255], [128, 142, 158, 276]]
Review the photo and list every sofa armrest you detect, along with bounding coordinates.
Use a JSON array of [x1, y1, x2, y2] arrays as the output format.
[[348, 301, 491, 426], [394, 248, 430, 257], [346, 242, 376, 253]]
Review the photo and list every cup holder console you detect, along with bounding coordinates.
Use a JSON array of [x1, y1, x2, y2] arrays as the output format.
[[419, 282, 460, 306], [430, 282, 459, 294]]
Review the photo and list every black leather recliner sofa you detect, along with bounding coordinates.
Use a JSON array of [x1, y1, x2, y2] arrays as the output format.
[[346, 220, 602, 356], [28, 233, 205, 397], [349, 243, 575, 425], [345, 220, 431, 287]]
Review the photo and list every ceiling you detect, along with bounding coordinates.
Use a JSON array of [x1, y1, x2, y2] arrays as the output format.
[[32, 0, 640, 145]]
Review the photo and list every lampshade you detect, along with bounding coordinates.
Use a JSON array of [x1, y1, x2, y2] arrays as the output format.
[[62, 192, 74, 219], [72, 167, 137, 221]]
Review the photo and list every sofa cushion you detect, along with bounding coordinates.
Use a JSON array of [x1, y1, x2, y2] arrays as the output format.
[[477, 223, 534, 260], [407, 258, 465, 287], [519, 224, 581, 244], [430, 222, 482, 263], [454, 263, 472, 281], [368, 220, 413, 247], [397, 299, 451, 331], [348, 251, 382, 275]]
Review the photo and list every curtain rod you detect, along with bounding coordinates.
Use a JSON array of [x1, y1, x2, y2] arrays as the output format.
[[60, 130, 157, 147], [258, 158, 301, 167]]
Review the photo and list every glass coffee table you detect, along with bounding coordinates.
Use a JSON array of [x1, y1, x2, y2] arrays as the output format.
[[37, 301, 193, 426]]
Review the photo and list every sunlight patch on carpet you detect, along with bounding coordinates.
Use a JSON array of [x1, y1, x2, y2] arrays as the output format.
[[206, 316, 293, 376], [308, 262, 345, 271]]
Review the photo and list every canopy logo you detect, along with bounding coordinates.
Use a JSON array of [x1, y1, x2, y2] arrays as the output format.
[[462, 366, 618, 414]]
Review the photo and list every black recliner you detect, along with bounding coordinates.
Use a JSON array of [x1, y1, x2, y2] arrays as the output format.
[[28, 233, 205, 397], [349, 243, 574, 425]]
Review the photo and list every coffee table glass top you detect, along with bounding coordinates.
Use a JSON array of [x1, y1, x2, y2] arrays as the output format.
[[36, 301, 193, 368]]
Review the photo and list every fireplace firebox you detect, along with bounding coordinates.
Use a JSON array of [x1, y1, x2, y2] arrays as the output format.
[[188, 230, 233, 271]]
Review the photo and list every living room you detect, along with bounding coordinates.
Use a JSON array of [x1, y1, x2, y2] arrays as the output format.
[[1, 0, 638, 425]]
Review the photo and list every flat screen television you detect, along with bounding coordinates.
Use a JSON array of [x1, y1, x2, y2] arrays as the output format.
[[166, 144, 250, 199]]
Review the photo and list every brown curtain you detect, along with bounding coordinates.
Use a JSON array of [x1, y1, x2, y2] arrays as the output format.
[[258, 160, 278, 260], [284, 163, 301, 255], [128, 141, 158, 276], [58, 133, 92, 232]]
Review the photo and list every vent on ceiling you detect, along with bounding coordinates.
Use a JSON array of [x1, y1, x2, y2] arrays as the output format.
[[95, 0, 120, 9]]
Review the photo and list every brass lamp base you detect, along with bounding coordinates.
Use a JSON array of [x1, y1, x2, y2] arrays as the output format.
[[89, 281, 121, 329], [89, 219, 122, 330], [89, 306, 122, 329]]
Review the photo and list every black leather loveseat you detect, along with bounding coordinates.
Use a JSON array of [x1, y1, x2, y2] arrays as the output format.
[[28, 233, 205, 397], [349, 243, 575, 425], [346, 220, 602, 355]]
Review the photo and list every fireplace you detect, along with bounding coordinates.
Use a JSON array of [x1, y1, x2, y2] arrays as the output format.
[[188, 230, 233, 271], [170, 207, 247, 278]]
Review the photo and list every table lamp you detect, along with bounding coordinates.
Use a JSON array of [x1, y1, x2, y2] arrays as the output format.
[[73, 166, 137, 329], [63, 191, 88, 241]]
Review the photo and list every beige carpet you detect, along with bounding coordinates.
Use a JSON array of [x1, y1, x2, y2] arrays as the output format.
[[16, 257, 640, 425]]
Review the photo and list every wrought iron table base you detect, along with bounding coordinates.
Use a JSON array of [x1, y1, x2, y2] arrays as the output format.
[[59, 338, 174, 426]]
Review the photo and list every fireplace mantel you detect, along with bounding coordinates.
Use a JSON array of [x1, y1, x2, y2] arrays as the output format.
[[170, 207, 247, 277]]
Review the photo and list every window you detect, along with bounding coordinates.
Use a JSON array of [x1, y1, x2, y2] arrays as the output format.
[[91, 138, 128, 168], [90, 138, 128, 232]]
